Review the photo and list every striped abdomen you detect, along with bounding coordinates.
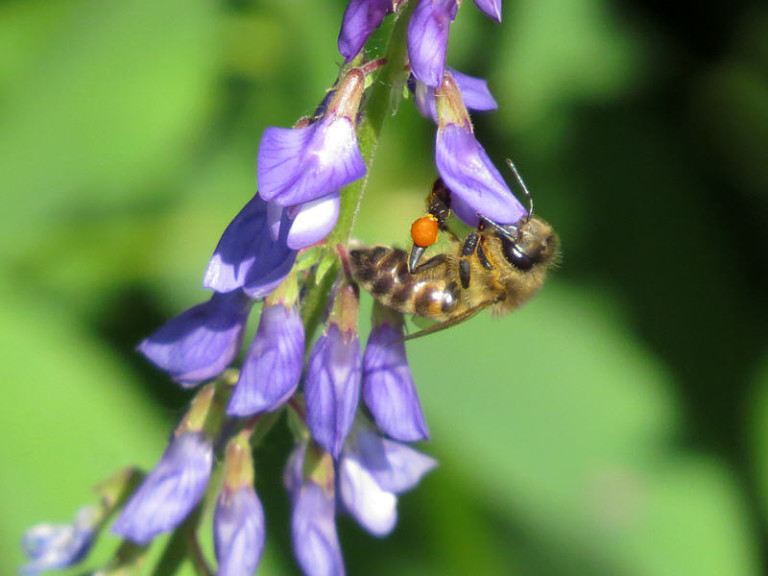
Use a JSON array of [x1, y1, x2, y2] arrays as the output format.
[[349, 246, 462, 322]]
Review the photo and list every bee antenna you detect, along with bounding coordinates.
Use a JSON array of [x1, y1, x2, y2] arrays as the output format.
[[478, 215, 518, 241], [506, 159, 534, 224]]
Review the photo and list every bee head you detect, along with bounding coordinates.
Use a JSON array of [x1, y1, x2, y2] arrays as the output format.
[[497, 217, 558, 271]]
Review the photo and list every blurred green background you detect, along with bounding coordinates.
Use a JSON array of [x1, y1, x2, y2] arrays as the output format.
[[2, 0, 767, 574]]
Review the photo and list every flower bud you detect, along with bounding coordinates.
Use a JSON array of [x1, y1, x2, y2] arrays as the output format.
[[285, 442, 345, 576], [305, 282, 362, 458], [137, 290, 253, 387], [21, 505, 100, 575], [362, 306, 429, 442], [214, 432, 265, 576], [407, 0, 458, 88], [111, 432, 213, 545]]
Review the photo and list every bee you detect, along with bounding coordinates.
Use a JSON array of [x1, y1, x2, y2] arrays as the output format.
[[349, 163, 559, 339]]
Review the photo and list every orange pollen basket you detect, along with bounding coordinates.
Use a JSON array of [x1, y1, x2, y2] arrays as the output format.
[[411, 215, 439, 248]]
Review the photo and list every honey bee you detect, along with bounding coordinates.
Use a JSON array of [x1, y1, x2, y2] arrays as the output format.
[[349, 164, 559, 338]]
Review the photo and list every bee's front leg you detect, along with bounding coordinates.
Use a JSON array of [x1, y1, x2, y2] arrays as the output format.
[[458, 232, 479, 289]]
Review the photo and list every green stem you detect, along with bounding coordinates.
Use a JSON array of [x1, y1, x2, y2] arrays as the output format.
[[303, 2, 415, 338]]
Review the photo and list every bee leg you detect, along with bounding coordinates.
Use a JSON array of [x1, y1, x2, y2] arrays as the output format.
[[459, 232, 480, 289], [410, 254, 450, 274], [476, 237, 494, 270]]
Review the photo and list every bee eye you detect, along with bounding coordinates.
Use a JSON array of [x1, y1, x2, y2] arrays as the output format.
[[499, 235, 535, 271]]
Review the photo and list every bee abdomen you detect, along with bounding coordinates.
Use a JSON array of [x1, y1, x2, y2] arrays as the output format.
[[350, 246, 461, 320]]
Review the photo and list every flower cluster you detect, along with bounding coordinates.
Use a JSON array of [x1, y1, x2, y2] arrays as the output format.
[[22, 1, 525, 575]]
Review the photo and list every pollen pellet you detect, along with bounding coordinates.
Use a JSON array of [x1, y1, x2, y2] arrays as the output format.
[[411, 215, 439, 248]]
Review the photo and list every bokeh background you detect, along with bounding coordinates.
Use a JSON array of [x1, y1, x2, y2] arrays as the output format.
[[2, 0, 767, 574]]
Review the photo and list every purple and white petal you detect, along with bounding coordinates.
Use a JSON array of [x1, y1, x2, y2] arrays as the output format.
[[228, 304, 305, 416], [363, 324, 429, 442], [138, 291, 252, 387], [473, 0, 502, 22], [257, 118, 366, 207], [112, 433, 213, 545], [356, 431, 437, 494], [436, 124, 527, 225], [407, 0, 458, 87], [338, 0, 394, 62], [204, 194, 297, 297], [21, 506, 98, 575], [338, 452, 397, 536], [214, 487, 266, 576], [285, 192, 341, 250], [305, 325, 362, 458]]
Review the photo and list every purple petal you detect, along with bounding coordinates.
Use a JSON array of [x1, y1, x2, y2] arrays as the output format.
[[435, 124, 527, 225], [338, 452, 397, 536], [473, 0, 502, 22], [305, 325, 362, 458], [138, 291, 253, 387], [21, 506, 98, 575], [362, 324, 429, 442], [407, 0, 458, 87], [411, 74, 437, 121], [286, 192, 341, 250], [338, 0, 393, 62], [204, 194, 297, 298], [355, 431, 437, 494], [112, 433, 213, 545], [257, 118, 366, 207], [411, 68, 497, 123], [228, 305, 305, 416], [450, 68, 498, 112], [214, 487, 265, 576]]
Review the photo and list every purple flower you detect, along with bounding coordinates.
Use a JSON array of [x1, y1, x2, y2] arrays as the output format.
[[204, 194, 298, 298], [228, 304, 305, 416], [305, 324, 362, 458], [473, 0, 502, 22], [268, 192, 341, 251], [412, 68, 498, 123], [354, 429, 437, 492], [214, 487, 266, 576], [112, 432, 213, 545], [138, 290, 253, 387], [338, 0, 394, 62], [363, 323, 429, 442], [21, 506, 99, 575], [407, 0, 458, 87], [338, 428, 437, 536], [285, 443, 345, 576], [435, 124, 527, 225], [257, 116, 365, 208]]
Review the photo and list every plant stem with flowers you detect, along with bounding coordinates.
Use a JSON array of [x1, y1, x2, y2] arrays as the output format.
[[21, 2, 523, 575]]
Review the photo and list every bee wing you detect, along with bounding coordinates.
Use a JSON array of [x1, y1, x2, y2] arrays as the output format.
[[402, 300, 494, 341]]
